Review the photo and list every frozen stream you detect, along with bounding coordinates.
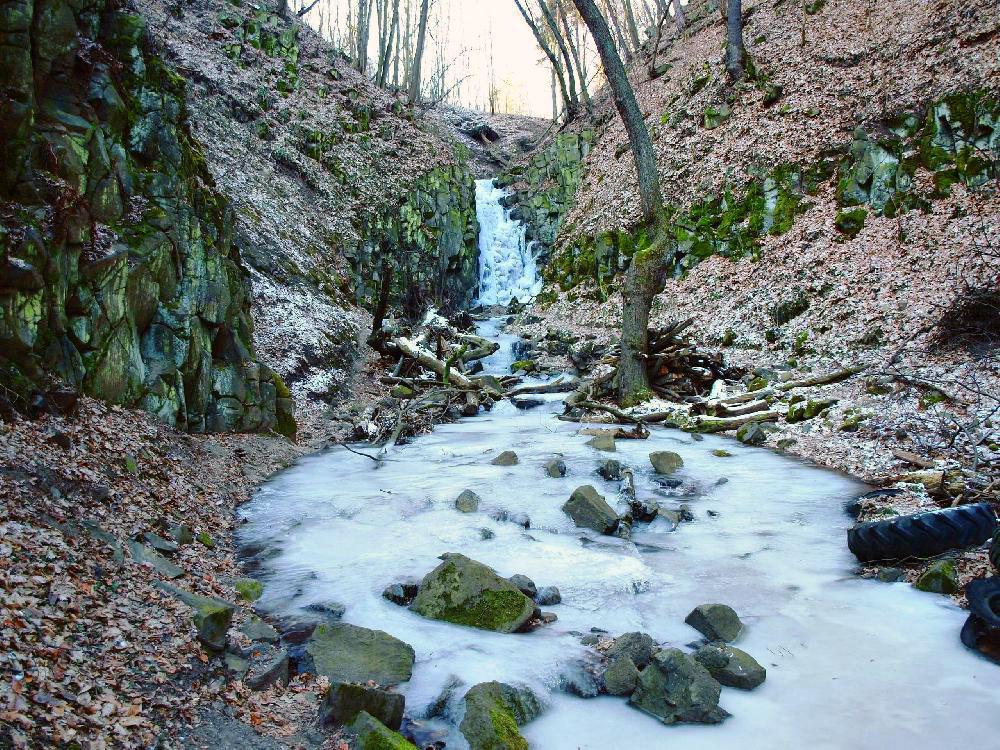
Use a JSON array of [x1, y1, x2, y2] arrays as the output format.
[[240, 320, 998, 749]]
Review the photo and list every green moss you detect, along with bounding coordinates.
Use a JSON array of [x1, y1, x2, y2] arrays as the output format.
[[747, 376, 768, 391], [197, 531, 215, 549], [489, 707, 529, 750], [438, 589, 530, 631], [835, 208, 867, 237], [235, 577, 263, 601]]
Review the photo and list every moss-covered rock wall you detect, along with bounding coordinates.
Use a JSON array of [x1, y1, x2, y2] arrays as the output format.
[[0, 0, 294, 436], [349, 160, 479, 315], [544, 91, 998, 295], [496, 130, 595, 262]]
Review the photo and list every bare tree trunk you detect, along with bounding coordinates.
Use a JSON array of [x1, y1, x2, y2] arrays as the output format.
[[560, 3, 592, 110], [376, 0, 400, 86], [726, 0, 745, 80], [551, 66, 558, 120], [537, 0, 579, 115], [623, 0, 643, 51], [673, 0, 685, 32], [356, 0, 374, 74], [407, 0, 429, 102], [604, 0, 633, 61], [573, 0, 667, 404], [515, 0, 574, 118]]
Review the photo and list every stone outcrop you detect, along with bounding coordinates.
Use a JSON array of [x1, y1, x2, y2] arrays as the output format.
[[0, 0, 294, 435]]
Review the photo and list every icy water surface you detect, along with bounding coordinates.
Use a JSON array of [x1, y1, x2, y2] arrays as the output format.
[[240, 321, 998, 749]]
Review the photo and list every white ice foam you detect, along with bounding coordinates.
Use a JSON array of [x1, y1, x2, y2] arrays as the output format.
[[475, 179, 543, 306], [239, 321, 1000, 749]]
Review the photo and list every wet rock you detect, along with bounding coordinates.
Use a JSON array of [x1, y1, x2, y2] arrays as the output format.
[[712, 449, 732, 458], [692, 644, 766, 690], [544, 457, 567, 477], [491, 509, 531, 528], [459, 681, 541, 750], [508, 574, 537, 599], [536, 586, 562, 606], [320, 682, 404, 730], [480, 528, 496, 540], [305, 623, 415, 685], [539, 611, 558, 623], [455, 489, 481, 513], [560, 664, 600, 698], [245, 645, 289, 691], [685, 604, 744, 643], [167, 523, 194, 545], [512, 396, 544, 410], [241, 616, 280, 643], [142, 531, 179, 554], [631, 496, 659, 523], [628, 648, 729, 725], [305, 601, 346, 620], [382, 582, 420, 606], [736, 422, 768, 446], [649, 451, 684, 475], [602, 656, 640, 696], [606, 632, 655, 669], [491, 450, 519, 466], [877, 567, 907, 583], [585, 432, 617, 452], [915, 559, 959, 595], [410, 554, 535, 633], [156, 583, 235, 652], [597, 459, 625, 481], [562, 485, 619, 534], [350, 711, 417, 749], [128, 541, 184, 579]]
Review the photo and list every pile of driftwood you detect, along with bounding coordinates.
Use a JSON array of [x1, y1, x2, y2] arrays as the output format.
[[618, 319, 735, 400], [363, 311, 519, 444]]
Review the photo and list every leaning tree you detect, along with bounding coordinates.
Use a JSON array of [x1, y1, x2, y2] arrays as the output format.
[[572, 0, 670, 404]]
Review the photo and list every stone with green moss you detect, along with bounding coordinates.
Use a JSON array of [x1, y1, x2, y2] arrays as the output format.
[[562, 485, 619, 534], [305, 622, 415, 685], [835, 208, 868, 237], [236, 577, 264, 601], [156, 582, 235, 651], [649, 451, 684, 475], [914, 559, 959, 595], [350, 711, 417, 750], [196, 530, 215, 549], [459, 681, 541, 750], [409, 554, 535, 633]]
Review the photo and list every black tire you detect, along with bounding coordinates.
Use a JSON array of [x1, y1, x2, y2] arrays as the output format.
[[965, 576, 1000, 629], [961, 578, 1000, 665], [847, 502, 998, 563]]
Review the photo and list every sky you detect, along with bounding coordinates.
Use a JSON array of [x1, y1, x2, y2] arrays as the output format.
[[299, 0, 590, 118]]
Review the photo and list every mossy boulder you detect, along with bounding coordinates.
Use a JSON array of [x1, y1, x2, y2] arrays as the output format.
[[602, 656, 640, 696], [156, 582, 235, 652], [685, 603, 744, 642], [628, 648, 729, 725], [543, 457, 567, 477], [914, 559, 959, 595], [562, 485, 619, 534], [607, 632, 655, 669], [455, 489, 481, 513], [409, 554, 535, 633], [320, 682, 404, 730], [736, 421, 769, 446], [835, 208, 867, 237], [584, 432, 616, 452], [491, 451, 519, 466], [787, 398, 837, 423], [350, 711, 417, 750], [649, 451, 684, 475], [459, 681, 541, 750], [305, 623, 415, 685], [692, 644, 766, 690]]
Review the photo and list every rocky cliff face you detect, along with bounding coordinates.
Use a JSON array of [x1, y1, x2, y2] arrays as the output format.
[[0, 0, 294, 436]]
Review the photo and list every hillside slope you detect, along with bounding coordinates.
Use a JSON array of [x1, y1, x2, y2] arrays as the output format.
[[508, 0, 999, 498]]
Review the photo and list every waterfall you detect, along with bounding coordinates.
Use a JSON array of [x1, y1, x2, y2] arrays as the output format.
[[475, 178, 543, 306]]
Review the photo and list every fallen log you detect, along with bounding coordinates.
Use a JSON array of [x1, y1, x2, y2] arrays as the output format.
[[456, 334, 500, 362], [394, 337, 474, 388], [688, 410, 782, 434], [707, 398, 771, 417], [723, 365, 867, 405], [507, 376, 578, 397]]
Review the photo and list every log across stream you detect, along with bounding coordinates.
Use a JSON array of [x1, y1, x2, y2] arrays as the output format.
[[239, 318, 998, 749]]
